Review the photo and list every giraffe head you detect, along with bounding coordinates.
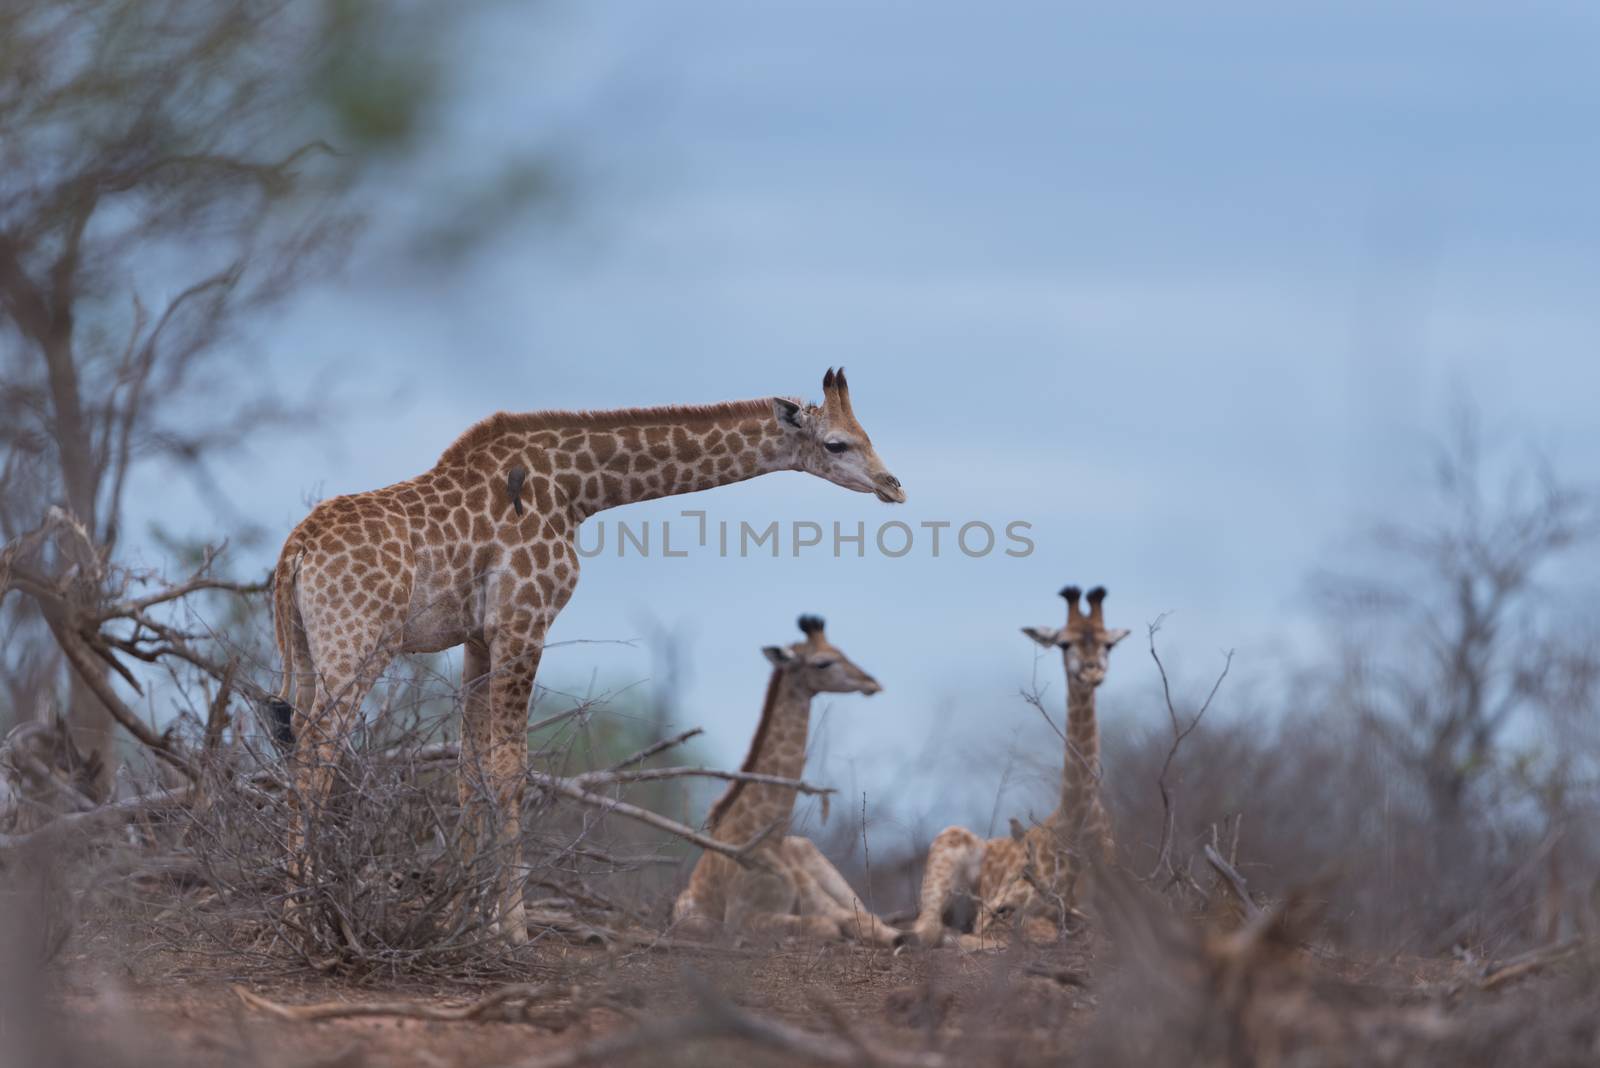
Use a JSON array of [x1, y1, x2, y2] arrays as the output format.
[[771, 368, 906, 504], [762, 614, 882, 695], [1023, 585, 1130, 688]]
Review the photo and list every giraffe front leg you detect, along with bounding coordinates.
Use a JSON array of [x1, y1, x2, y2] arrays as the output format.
[[455, 639, 495, 926], [783, 837, 902, 947], [478, 627, 544, 946], [908, 826, 985, 948], [738, 910, 850, 943]]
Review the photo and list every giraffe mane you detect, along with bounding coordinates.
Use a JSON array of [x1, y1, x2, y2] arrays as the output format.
[[435, 398, 786, 467], [705, 666, 785, 832]]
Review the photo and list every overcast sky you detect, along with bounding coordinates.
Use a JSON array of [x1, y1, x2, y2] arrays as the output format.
[[126, 2, 1600, 828]]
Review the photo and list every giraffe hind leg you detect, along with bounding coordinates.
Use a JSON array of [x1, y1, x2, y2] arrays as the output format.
[[909, 826, 985, 948], [286, 609, 398, 899]]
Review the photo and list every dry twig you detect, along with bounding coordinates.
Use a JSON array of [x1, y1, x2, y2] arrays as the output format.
[[1144, 615, 1234, 882]]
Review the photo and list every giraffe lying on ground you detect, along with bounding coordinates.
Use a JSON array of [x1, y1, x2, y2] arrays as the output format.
[[673, 616, 901, 946], [909, 585, 1127, 948], [270, 370, 904, 942]]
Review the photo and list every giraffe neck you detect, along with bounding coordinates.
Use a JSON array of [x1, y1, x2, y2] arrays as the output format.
[[1056, 677, 1102, 836], [440, 399, 799, 524], [705, 669, 813, 843]]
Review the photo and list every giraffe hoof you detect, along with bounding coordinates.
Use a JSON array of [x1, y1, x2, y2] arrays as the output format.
[[895, 926, 943, 950]]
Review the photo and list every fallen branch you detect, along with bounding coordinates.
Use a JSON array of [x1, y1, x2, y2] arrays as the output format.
[[503, 980, 953, 1068], [1478, 938, 1583, 992], [0, 785, 190, 851], [1203, 843, 1263, 921], [234, 981, 576, 1023]]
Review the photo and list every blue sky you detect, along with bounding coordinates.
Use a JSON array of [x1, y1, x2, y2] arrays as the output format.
[[127, 2, 1600, 826]]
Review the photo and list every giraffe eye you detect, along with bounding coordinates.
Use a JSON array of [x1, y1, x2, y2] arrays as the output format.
[[824, 440, 849, 454], [810, 658, 836, 669]]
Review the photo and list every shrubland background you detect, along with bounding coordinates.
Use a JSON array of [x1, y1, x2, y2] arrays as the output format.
[[3, 2, 1599, 1065]]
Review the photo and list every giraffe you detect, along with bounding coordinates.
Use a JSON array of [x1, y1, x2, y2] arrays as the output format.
[[270, 369, 904, 942], [672, 615, 901, 946], [908, 584, 1128, 948]]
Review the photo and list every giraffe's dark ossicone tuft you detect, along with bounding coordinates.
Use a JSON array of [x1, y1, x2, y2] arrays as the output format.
[[1085, 586, 1107, 605], [797, 614, 826, 636], [1059, 585, 1082, 603]]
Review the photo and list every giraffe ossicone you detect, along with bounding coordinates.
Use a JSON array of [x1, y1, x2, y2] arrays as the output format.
[[672, 615, 901, 946], [908, 583, 1125, 949], [271, 369, 903, 944]]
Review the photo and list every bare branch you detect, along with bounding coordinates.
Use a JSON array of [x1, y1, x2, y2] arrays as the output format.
[[526, 772, 773, 870], [604, 726, 703, 772], [573, 764, 836, 798], [1144, 614, 1234, 882]]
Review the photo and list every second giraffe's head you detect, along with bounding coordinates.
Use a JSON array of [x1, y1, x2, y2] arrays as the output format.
[[772, 368, 907, 504], [1023, 585, 1131, 688], [763, 615, 882, 696]]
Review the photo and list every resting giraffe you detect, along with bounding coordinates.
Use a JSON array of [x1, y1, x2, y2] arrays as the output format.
[[270, 369, 904, 942], [673, 615, 901, 946], [909, 585, 1127, 948]]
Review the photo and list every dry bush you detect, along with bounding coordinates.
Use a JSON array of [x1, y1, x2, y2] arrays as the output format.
[[101, 679, 710, 981], [1079, 879, 1600, 1068], [1101, 700, 1600, 955]]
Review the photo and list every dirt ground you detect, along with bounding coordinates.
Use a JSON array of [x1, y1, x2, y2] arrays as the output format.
[[25, 908, 1593, 1068], [45, 932, 1097, 1068]]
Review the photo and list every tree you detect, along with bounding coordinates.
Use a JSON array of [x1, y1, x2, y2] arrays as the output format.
[[0, 0, 557, 779], [1312, 410, 1599, 829]]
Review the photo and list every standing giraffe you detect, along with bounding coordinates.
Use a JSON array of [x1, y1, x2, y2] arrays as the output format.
[[908, 585, 1127, 948], [271, 370, 904, 942], [673, 616, 901, 946]]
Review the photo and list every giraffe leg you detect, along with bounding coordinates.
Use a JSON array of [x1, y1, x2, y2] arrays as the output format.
[[738, 910, 848, 943], [782, 837, 902, 947], [455, 639, 495, 923], [478, 627, 543, 946], [670, 884, 724, 941], [285, 642, 391, 931], [908, 826, 985, 948], [722, 856, 834, 942]]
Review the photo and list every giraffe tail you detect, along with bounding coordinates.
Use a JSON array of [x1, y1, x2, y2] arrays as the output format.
[[267, 536, 305, 747]]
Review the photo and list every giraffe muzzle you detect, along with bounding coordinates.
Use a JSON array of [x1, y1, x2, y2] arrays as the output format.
[[874, 473, 907, 504]]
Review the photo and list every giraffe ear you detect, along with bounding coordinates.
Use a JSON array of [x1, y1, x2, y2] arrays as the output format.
[[1021, 626, 1064, 648], [771, 397, 810, 430], [763, 645, 797, 665], [1104, 628, 1131, 648]]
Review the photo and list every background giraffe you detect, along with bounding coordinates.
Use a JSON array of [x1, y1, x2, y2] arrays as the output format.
[[672, 616, 901, 946], [271, 369, 904, 942], [909, 584, 1128, 948]]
